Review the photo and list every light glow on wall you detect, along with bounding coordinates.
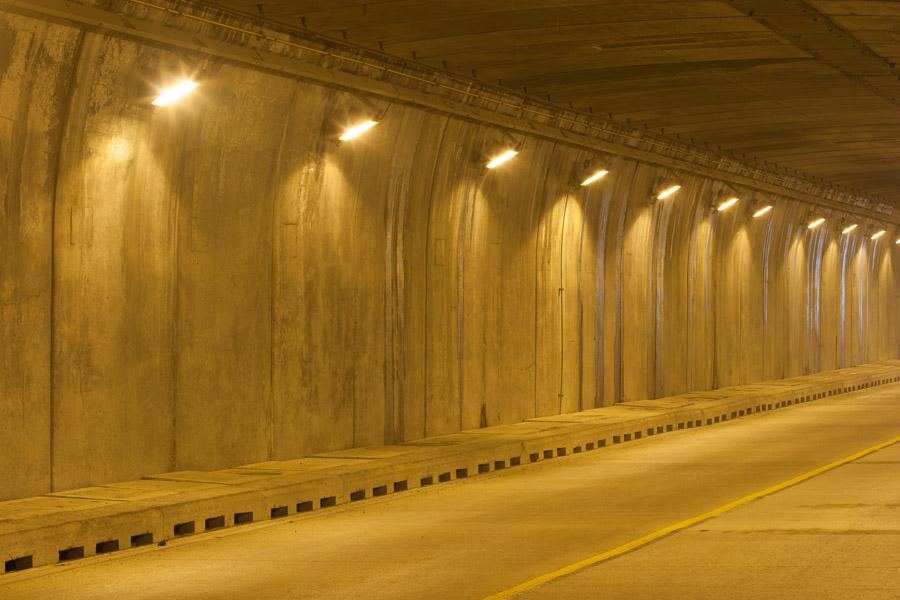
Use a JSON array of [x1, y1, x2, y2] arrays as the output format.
[[656, 184, 681, 200], [752, 205, 773, 218], [152, 80, 198, 106], [717, 197, 739, 212], [841, 224, 858, 234], [486, 149, 518, 169], [808, 217, 825, 229], [871, 229, 886, 240], [339, 120, 378, 141], [580, 169, 608, 186]]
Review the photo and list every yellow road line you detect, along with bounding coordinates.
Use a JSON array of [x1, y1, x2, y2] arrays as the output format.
[[483, 434, 900, 600]]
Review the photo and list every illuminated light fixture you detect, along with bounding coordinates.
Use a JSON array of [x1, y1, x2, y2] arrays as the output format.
[[752, 205, 773, 218], [486, 149, 518, 170], [871, 229, 886, 240], [895, 237, 900, 244], [152, 80, 198, 106], [808, 217, 825, 229], [580, 169, 609, 186], [656, 184, 681, 200], [841, 223, 858, 234], [717, 197, 739, 212], [339, 120, 378, 141]]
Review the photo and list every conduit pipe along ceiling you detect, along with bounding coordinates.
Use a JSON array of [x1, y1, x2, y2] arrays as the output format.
[[145, 74, 898, 248], [152, 79, 198, 106]]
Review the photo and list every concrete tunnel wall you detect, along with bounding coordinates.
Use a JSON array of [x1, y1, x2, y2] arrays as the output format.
[[1, 10, 898, 501]]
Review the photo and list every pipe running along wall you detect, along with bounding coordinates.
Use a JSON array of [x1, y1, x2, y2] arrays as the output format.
[[0, 9, 898, 500]]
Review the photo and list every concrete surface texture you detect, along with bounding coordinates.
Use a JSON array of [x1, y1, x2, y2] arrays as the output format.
[[214, 0, 900, 204], [1, 3, 899, 501], [0, 382, 897, 599], [3, 363, 893, 573]]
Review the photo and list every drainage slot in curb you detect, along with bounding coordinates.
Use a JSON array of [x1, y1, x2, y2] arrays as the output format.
[[421, 476, 434, 486], [456, 468, 468, 479], [573, 446, 582, 453], [131, 533, 154, 547], [234, 512, 253, 525], [598, 439, 607, 447], [647, 428, 654, 436], [479, 463, 490, 474], [373, 485, 388, 497], [678, 422, 685, 429], [205, 516, 225, 531], [529, 453, 540, 463], [174, 521, 195, 536], [510, 456, 521, 466], [557, 447, 567, 457], [586, 442, 595, 451], [613, 435, 622, 444], [297, 500, 313, 513], [59, 547, 84, 562], [271, 506, 289, 519], [623, 433, 632, 442], [438, 472, 451, 483], [494, 460, 506, 470], [96, 540, 119, 554], [5, 556, 32, 572], [543, 449, 553, 459], [350, 490, 366, 502], [394, 480, 408, 492], [320, 496, 337, 508], [634, 431, 642, 440]]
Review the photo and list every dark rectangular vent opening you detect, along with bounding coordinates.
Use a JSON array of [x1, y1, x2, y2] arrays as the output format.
[[59, 547, 84, 561], [174, 521, 195, 536], [131, 533, 154, 547], [96, 540, 119, 554]]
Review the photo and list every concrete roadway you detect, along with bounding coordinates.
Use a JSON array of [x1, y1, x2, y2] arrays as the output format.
[[2, 384, 898, 600]]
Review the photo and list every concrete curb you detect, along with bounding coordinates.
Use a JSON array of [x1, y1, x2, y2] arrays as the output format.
[[3, 361, 899, 574]]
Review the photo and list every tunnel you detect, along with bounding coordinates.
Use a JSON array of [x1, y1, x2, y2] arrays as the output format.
[[1, 1, 899, 598]]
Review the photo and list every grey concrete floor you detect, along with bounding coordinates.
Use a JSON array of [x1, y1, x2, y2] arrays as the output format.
[[2, 384, 898, 600]]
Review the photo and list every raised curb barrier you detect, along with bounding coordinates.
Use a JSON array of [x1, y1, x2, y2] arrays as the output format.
[[2, 361, 899, 574]]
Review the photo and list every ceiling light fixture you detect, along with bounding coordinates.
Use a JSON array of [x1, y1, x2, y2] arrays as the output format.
[[717, 197, 739, 212], [580, 169, 609, 186], [752, 205, 773, 218], [339, 120, 378, 141], [486, 149, 518, 169], [656, 184, 681, 200], [808, 218, 825, 229], [152, 80, 198, 106]]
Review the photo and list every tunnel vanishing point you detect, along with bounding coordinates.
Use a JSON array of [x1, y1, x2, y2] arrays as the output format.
[[1, 1, 899, 598]]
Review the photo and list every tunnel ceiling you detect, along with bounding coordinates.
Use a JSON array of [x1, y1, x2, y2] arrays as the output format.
[[207, 0, 900, 207]]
